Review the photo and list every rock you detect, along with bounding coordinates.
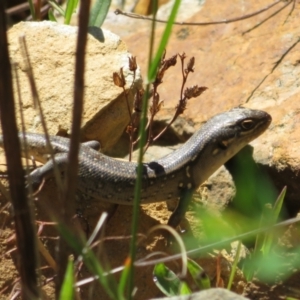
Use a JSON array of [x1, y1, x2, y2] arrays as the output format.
[[2, 2, 300, 299], [7, 21, 142, 151], [150, 288, 250, 300], [103, 0, 204, 39], [107, 0, 300, 215], [198, 166, 235, 210]]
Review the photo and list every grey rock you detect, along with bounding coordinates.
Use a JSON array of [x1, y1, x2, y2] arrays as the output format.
[[150, 288, 250, 300]]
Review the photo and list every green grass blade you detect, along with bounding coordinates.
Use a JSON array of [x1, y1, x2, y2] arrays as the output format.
[[227, 241, 242, 290], [81, 248, 119, 299], [126, 2, 159, 296], [126, 85, 151, 299], [242, 255, 256, 282], [57, 223, 118, 299], [57, 222, 83, 252], [89, 0, 112, 27], [271, 186, 286, 220], [147, 0, 181, 81], [261, 186, 287, 256], [187, 259, 210, 290], [117, 257, 130, 300], [48, 8, 57, 22], [27, 0, 36, 20], [64, 0, 79, 25], [153, 263, 188, 296], [179, 282, 191, 295], [48, 0, 65, 17], [59, 256, 74, 300], [127, 1, 180, 298]]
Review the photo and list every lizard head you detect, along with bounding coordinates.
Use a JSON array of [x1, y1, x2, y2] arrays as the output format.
[[190, 107, 272, 185]]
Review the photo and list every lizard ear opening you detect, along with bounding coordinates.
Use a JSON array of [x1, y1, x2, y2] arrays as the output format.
[[218, 140, 229, 150]]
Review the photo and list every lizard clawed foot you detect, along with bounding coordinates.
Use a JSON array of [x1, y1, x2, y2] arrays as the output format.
[[26, 170, 46, 196]]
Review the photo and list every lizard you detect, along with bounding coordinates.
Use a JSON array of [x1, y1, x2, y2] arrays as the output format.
[[0, 107, 272, 228]]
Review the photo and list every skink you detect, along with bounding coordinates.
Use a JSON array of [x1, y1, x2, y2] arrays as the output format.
[[0, 107, 272, 228]]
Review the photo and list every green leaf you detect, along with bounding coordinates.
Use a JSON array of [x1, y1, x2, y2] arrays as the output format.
[[153, 263, 184, 296], [89, 0, 112, 27], [148, 0, 181, 81], [65, 0, 79, 25], [59, 256, 74, 300], [187, 259, 210, 289]]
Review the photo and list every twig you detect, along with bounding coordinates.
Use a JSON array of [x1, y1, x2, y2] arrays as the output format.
[[151, 54, 207, 143], [19, 36, 64, 192], [113, 57, 138, 161], [0, 3, 40, 299], [57, 0, 91, 294], [115, 0, 290, 26], [242, 0, 293, 34], [143, 52, 177, 152], [4, 0, 47, 16]]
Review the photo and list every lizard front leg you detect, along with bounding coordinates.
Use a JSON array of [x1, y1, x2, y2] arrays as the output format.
[[27, 153, 69, 190], [167, 188, 194, 229]]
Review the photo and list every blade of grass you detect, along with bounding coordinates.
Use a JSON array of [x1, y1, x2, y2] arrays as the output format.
[[57, 223, 119, 299], [179, 282, 191, 295], [261, 186, 287, 256], [133, 216, 300, 268], [89, 0, 112, 27], [227, 241, 242, 290], [64, 0, 79, 25], [27, 0, 36, 20], [126, 83, 151, 300], [126, 2, 180, 298], [117, 257, 130, 300], [59, 256, 74, 300], [48, 0, 65, 17], [270, 186, 286, 220], [187, 259, 210, 290], [125, 0, 158, 298], [48, 8, 57, 22], [147, 0, 181, 81], [153, 263, 190, 296]]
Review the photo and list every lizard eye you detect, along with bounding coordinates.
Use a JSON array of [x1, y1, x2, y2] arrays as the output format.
[[241, 119, 255, 130]]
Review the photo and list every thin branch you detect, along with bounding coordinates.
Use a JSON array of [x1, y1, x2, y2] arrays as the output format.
[[19, 35, 64, 191], [0, 3, 39, 299], [57, 0, 91, 294], [242, 0, 292, 34], [115, 0, 290, 26]]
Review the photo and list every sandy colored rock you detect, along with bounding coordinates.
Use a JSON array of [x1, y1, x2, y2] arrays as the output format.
[[109, 0, 300, 213], [8, 21, 142, 151]]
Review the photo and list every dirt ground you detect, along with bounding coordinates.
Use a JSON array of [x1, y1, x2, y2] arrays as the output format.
[[1, 173, 300, 299]]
